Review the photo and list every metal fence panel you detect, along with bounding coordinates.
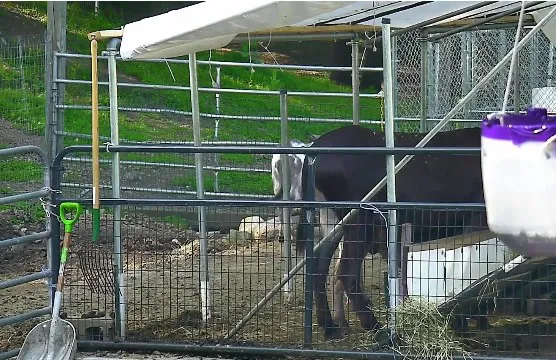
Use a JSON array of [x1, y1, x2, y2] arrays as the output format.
[[0, 146, 51, 359]]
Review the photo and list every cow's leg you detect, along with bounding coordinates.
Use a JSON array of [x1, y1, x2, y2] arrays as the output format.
[[332, 241, 352, 334], [319, 208, 350, 333], [339, 229, 382, 332], [313, 230, 343, 339]]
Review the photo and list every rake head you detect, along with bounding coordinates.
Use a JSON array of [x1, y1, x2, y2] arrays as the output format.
[[76, 243, 115, 295]]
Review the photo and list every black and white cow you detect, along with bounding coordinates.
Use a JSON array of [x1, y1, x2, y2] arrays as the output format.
[[295, 124, 486, 340], [270, 139, 312, 203]]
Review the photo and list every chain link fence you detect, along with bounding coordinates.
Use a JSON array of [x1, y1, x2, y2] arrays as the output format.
[[395, 26, 556, 133]]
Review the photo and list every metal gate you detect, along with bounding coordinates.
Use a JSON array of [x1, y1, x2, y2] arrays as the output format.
[[0, 146, 53, 360]]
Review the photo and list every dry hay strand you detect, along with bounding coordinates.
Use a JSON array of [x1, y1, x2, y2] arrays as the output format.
[[356, 299, 476, 360], [391, 298, 474, 360]]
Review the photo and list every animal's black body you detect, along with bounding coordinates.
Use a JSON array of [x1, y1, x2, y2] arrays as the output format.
[[296, 125, 486, 339]]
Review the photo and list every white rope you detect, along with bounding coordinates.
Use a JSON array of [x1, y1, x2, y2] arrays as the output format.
[[164, 59, 176, 82], [501, 0, 526, 124], [208, 49, 217, 88]]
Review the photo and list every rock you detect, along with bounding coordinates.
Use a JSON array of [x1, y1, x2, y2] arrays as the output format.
[[256, 217, 282, 241], [238, 216, 283, 241], [171, 238, 181, 246], [238, 216, 265, 234], [227, 229, 251, 246], [172, 237, 230, 257]]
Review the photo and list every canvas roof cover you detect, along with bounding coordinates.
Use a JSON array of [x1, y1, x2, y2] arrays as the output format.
[[119, 1, 556, 61]]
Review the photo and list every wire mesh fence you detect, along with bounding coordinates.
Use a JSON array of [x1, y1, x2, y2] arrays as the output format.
[[51, 190, 556, 358], [0, 32, 46, 138]]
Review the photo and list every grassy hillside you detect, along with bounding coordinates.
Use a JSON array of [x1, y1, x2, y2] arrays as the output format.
[[0, 2, 383, 196]]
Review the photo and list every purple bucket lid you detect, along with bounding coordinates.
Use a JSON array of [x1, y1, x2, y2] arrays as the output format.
[[481, 107, 556, 145]]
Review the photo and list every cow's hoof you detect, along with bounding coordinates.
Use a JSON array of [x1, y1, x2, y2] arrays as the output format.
[[324, 325, 345, 340]]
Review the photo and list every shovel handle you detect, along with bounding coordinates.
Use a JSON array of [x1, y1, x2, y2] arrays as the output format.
[[60, 202, 83, 234], [57, 203, 82, 294]]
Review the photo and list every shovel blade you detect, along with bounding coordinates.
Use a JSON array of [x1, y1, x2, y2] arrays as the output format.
[[17, 318, 76, 360]]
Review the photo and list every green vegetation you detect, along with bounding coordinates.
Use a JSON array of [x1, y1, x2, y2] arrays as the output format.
[[0, 2, 383, 195]]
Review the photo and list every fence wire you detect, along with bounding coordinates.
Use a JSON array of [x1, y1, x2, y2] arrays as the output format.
[[55, 197, 556, 358], [0, 32, 46, 138], [395, 27, 556, 133]]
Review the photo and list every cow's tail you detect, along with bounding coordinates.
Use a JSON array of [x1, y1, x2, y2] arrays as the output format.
[[294, 153, 310, 256]]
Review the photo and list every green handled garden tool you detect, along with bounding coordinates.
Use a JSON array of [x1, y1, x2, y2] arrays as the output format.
[[18, 202, 83, 360]]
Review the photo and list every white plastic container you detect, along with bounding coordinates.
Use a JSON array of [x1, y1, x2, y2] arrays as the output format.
[[481, 107, 556, 257]]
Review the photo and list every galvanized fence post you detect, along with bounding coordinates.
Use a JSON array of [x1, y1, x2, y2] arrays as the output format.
[[351, 39, 360, 125], [382, 17, 399, 339], [303, 155, 316, 349], [214, 66, 222, 192], [280, 90, 294, 301], [106, 38, 126, 340], [189, 53, 212, 322]]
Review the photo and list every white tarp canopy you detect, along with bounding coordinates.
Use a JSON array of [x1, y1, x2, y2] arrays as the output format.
[[119, 0, 556, 61]]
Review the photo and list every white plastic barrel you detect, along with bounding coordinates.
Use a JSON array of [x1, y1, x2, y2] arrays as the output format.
[[481, 107, 556, 257]]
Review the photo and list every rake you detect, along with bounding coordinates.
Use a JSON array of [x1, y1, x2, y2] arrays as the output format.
[[76, 241, 115, 294], [75, 35, 115, 296]]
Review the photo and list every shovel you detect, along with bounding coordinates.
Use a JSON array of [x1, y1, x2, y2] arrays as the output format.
[[18, 202, 83, 360]]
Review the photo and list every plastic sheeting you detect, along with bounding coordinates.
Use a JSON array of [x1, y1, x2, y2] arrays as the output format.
[[119, 1, 352, 60], [119, 1, 525, 60]]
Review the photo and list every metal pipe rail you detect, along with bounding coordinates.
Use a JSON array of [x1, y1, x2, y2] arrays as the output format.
[[55, 52, 382, 72], [57, 197, 487, 210], [0, 270, 52, 290], [54, 78, 382, 98], [0, 189, 49, 206], [427, 1, 544, 43], [60, 182, 274, 199], [77, 339, 548, 360], [0, 307, 51, 327], [64, 156, 272, 173], [54, 144, 481, 159], [56, 104, 385, 125], [57, 103, 482, 125], [0, 231, 51, 249], [56, 129, 280, 146]]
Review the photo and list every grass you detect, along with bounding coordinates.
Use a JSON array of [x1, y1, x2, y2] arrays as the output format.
[[0, 2, 384, 196], [0, 143, 44, 183], [0, 159, 43, 182], [172, 171, 272, 195]]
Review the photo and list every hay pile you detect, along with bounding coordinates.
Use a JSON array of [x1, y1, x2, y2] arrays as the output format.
[[391, 298, 473, 360], [357, 298, 474, 359]]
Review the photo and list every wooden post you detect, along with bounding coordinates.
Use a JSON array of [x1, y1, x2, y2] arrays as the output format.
[[45, 1, 67, 165]]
